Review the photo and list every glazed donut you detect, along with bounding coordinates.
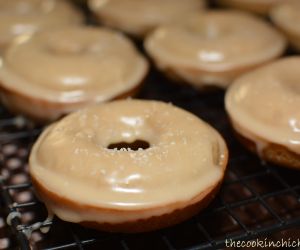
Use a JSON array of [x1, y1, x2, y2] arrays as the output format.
[[0, 0, 83, 52], [219, 0, 285, 15], [225, 57, 300, 169], [145, 11, 286, 89], [88, 0, 206, 37], [0, 26, 148, 122], [270, 0, 300, 52], [29, 99, 228, 232]]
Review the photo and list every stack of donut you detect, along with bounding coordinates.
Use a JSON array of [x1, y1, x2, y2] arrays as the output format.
[[0, 0, 298, 234]]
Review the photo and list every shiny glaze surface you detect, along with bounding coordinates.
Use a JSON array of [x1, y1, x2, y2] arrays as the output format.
[[225, 57, 300, 154], [145, 11, 286, 71], [88, 0, 205, 36], [0, 0, 82, 47], [0, 27, 148, 102], [30, 100, 227, 212], [271, 0, 300, 34]]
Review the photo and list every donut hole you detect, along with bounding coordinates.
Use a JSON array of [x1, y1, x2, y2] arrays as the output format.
[[46, 38, 101, 56], [107, 140, 150, 151], [47, 40, 84, 55], [184, 18, 229, 40]]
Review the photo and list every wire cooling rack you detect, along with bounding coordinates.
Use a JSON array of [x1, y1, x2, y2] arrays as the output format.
[[1, 1, 300, 249], [0, 68, 300, 250]]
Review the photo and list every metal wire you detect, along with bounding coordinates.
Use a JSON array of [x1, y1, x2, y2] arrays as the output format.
[[0, 80, 299, 250], [0, 2, 300, 249]]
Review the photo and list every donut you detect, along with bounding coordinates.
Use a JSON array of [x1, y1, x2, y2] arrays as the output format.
[[0, 26, 148, 122], [0, 0, 83, 52], [88, 0, 206, 38], [29, 99, 228, 232], [218, 0, 285, 15], [145, 11, 286, 89], [270, 0, 300, 52], [225, 57, 300, 169]]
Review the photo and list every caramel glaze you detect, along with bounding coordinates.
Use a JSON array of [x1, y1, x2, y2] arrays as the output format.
[[145, 11, 286, 89], [29, 100, 228, 232], [270, 0, 300, 51], [226, 57, 300, 168], [0, 79, 143, 124], [88, 0, 206, 38], [0, 27, 148, 122], [0, 0, 83, 51], [31, 174, 224, 233], [160, 59, 275, 90], [234, 129, 300, 169]]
